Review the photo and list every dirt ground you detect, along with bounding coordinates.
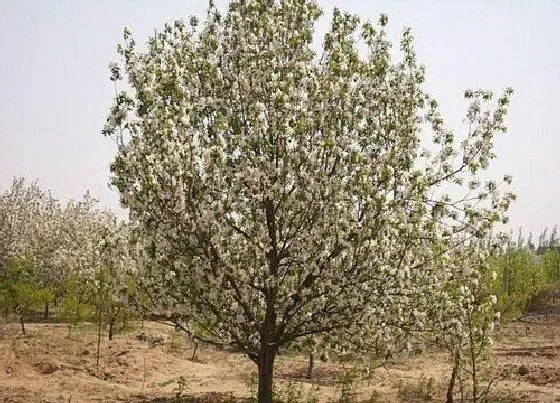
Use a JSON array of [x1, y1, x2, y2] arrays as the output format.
[[1, 314, 560, 402]]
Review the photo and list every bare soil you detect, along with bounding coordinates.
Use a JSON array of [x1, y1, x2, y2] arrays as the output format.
[[1, 315, 560, 402]]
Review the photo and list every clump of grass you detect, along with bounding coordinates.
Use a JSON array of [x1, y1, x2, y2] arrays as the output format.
[[337, 369, 360, 403], [246, 371, 257, 402], [274, 381, 303, 403], [396, 375, 436, 401]]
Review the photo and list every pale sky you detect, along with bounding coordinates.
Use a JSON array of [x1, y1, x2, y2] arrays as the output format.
[[1, 1, 559, 236]]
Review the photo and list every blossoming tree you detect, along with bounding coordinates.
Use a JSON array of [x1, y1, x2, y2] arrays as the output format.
[[0, 178, 60, 331], [0, 178, 134, 340], [57, 192, 135, 341], [103, 1, 514, 400]]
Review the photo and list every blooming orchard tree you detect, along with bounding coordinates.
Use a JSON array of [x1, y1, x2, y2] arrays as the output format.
[[0, 178, 134, 338], [29, 190, 70, 317], [104, 1, 514, 400], [428, 239, 503, 403], [57, 193, 135, 340], [0, 178, 55, 266], [57, 193, 107, 281], [0, 179, 55, 326], [95, 217, 136, 340]]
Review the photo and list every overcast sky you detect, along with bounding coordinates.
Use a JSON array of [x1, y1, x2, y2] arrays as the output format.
[[1, 0, 559, 236]]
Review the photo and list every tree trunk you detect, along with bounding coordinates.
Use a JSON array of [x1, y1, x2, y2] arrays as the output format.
[[191, 339, 199, 361], [468, 318, 478, 403], [259, 196, 280, 403], [44, 302, 49, 319], [306, 353, 314, 379], [108, 317, 114, 341], [257, 346, 277, 403], [20, 314, 25, 336], [504, 265, 511, 296], [96, 307, 102, 376], [446, 354, 459, 403]]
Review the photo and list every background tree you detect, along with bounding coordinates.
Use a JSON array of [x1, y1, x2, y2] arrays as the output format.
[[104, 1, 514, 400], [490, 245, 544, 320], [0, 255, 52, 335], [96, 218, 135, 341], [0, 178, 136, 340], [0, 178, 58, 332], [432, 240, 502, 403], [59, 194, 135, 341]]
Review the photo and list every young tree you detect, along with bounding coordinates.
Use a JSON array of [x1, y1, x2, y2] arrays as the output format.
[[96, 218, 135, 341], [0, 255, 52, 335], [59, 195, 135, 341], [432, 241, 501, 403], [543, 248, 560, 283], [104, 1, 514, 400], [59, 272, 94, 338], [31, 192, 66, 318]]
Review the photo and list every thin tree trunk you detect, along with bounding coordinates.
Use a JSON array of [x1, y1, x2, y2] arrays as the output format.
[[446, 351, 460, 403], [504, 265, 511, 296], [257, 346, 277, 403], [67, 324, 72, 339], [469, 317, 478, 403], [191, 340, 199, 361], [96, 307, 102, 376], [108, 316, 114, 341], [109, 306, 121, 340], [20, 314, 25, 336], [44, 302, 49, 319], [306, 353, 314, 379]]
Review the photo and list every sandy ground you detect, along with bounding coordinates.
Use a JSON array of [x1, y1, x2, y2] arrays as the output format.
[[0, 315, 559, 402]]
